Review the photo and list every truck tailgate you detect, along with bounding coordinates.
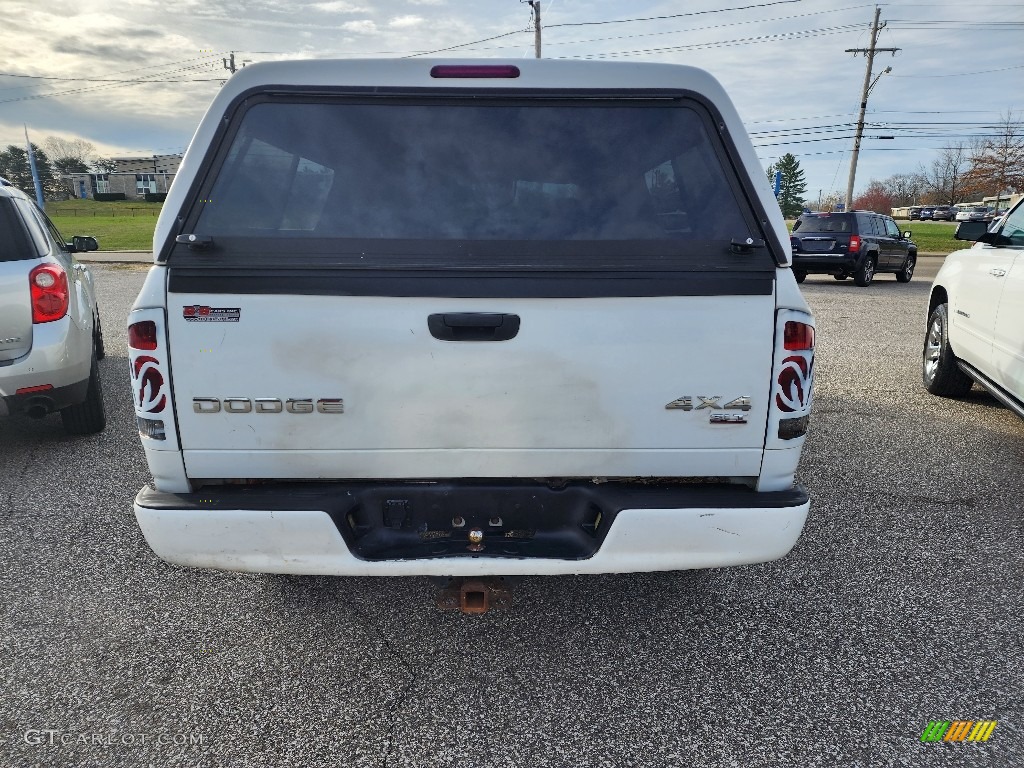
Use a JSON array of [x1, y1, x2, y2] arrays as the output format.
[[168, 291, 774, 479]]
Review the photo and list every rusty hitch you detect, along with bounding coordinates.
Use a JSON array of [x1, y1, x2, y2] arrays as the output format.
[[435, 577, 516, 615]]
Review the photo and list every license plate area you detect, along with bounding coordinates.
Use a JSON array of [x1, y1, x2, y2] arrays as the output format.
[[340, 482, 611, 560], [799, 238, 836, 253]]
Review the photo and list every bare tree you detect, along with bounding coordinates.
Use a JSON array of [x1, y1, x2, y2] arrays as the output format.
[[885, 172, 928, 207], [817, 190, 844, 211], [43, 136, 97, 175], [966, 111, 1024, 203], [920, 143, 970, 204]]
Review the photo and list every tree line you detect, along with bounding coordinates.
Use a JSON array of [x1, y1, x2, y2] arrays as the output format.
[[769, 112, 1023, 216], [0, 137, 118, 201]]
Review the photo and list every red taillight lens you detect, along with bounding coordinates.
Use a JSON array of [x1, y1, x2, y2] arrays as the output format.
[[848, 234, 861, 253], [29, 264, 69, 323], [430, 65, 521, 79], [784, 321, 815, 351], [128, 320, 158, 350]]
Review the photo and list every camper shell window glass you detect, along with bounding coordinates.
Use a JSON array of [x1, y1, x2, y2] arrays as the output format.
[[187, 96, 770, 269]]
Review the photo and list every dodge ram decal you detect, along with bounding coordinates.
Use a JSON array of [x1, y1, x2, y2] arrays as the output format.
[[776, 355, 814, 413], [131, 355, 167, 414]]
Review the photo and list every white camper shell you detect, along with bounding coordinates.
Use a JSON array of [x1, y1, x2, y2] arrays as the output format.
[[128, 59, 814, 576]]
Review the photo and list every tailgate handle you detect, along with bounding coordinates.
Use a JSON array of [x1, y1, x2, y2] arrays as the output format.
[[428, 313, 520, 342]]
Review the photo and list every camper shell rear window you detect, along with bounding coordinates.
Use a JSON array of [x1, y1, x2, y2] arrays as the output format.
[[174, 91, 777, 272]]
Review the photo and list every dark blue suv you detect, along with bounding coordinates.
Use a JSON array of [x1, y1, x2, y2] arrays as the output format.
[[790, 211, 917, 287]]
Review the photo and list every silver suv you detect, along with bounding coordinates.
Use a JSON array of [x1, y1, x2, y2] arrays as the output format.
[[0, 183, 106, 433]]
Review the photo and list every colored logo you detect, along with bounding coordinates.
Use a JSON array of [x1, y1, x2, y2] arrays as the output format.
[[182, 305, 240, 322], [921, 720, 997, 743], [776, 354, 814, 413], [131, 355, 167, 414]]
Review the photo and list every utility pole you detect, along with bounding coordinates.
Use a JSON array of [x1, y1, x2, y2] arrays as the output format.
[[844, 6, 899, 210], [24, 125, 44, 209], [527, 1, 541, 58], [222, 52, 236, 75]]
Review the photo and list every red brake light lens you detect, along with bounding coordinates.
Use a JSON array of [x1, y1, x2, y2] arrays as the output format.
[[784, 321, 815, 351], [128, 320, 158, 350], [848, 234, 861, 253], [430, 65, 521, 79], [29, 264, 69, 323]]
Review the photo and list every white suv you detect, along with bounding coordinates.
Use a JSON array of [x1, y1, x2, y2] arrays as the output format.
[[924, 198, 1024, 417], [128, 59, 815, 576]]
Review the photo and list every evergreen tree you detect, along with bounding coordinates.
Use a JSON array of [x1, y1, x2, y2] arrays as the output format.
[[0, 144, 61, 200], [766, 153, 808, 219]]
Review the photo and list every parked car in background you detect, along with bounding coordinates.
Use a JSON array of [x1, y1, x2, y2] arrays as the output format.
[[924, 197, 1024, 419], [909, 207, 923, 220], [790, 210, 917, 286], [0, 183, 106, 433], [956, 205, 992, 222], [920, 207, 935, 220], [931, 205, 956, 221]]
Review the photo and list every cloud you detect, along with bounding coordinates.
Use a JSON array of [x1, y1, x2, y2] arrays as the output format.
[[71, 45, 154, 64], [311, 1, 368, 12], [388, 15, 425, 29], [408, 0, 444, 5], [339, 19, 377, 33]]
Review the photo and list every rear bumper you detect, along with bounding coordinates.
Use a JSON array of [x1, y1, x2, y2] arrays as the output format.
[[0, 315, 92, 416], [0, 377, 89, 418], [791, 253, 859, 272], [134, 481, 809, 576]]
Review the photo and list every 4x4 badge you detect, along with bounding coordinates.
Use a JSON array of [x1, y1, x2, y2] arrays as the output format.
[[665, 396, 752, 411]]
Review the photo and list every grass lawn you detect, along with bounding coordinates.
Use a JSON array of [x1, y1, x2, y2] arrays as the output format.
[[786, 218, 962, 255], [895, 220, 962, 254], [45, 199, 161, 251]]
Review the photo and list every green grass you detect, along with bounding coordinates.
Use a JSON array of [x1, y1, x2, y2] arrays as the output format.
[[895, 220, 961, 254], [46, 200, 160, 251], [786, 218, 962, 255]]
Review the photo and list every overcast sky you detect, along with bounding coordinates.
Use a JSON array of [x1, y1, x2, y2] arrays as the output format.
[[1, 0, 1021, 200]]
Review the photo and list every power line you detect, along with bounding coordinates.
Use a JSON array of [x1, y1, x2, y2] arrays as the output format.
[[564, 25, 864, 59], [890, 63, 1024, 78], [0, 72, 227, 84], [544, 0, 803, 28], [402, 28, 529, 58], [536, 5, 873, 49], [0, 62, 224, 105], [0, 53, 229, 92]]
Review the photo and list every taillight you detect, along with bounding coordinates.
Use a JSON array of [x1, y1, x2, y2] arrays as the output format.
[[784, 321, 815, 351], [848, 234, 861, 253], [29, 263, 69, 323], [128, 321, 158, 350]]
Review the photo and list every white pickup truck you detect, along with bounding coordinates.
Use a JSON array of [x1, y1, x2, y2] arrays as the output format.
[[128, 59, 815, 577]]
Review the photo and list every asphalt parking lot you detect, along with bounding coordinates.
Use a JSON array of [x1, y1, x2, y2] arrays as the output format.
[[2, 261, 1021, 767]]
